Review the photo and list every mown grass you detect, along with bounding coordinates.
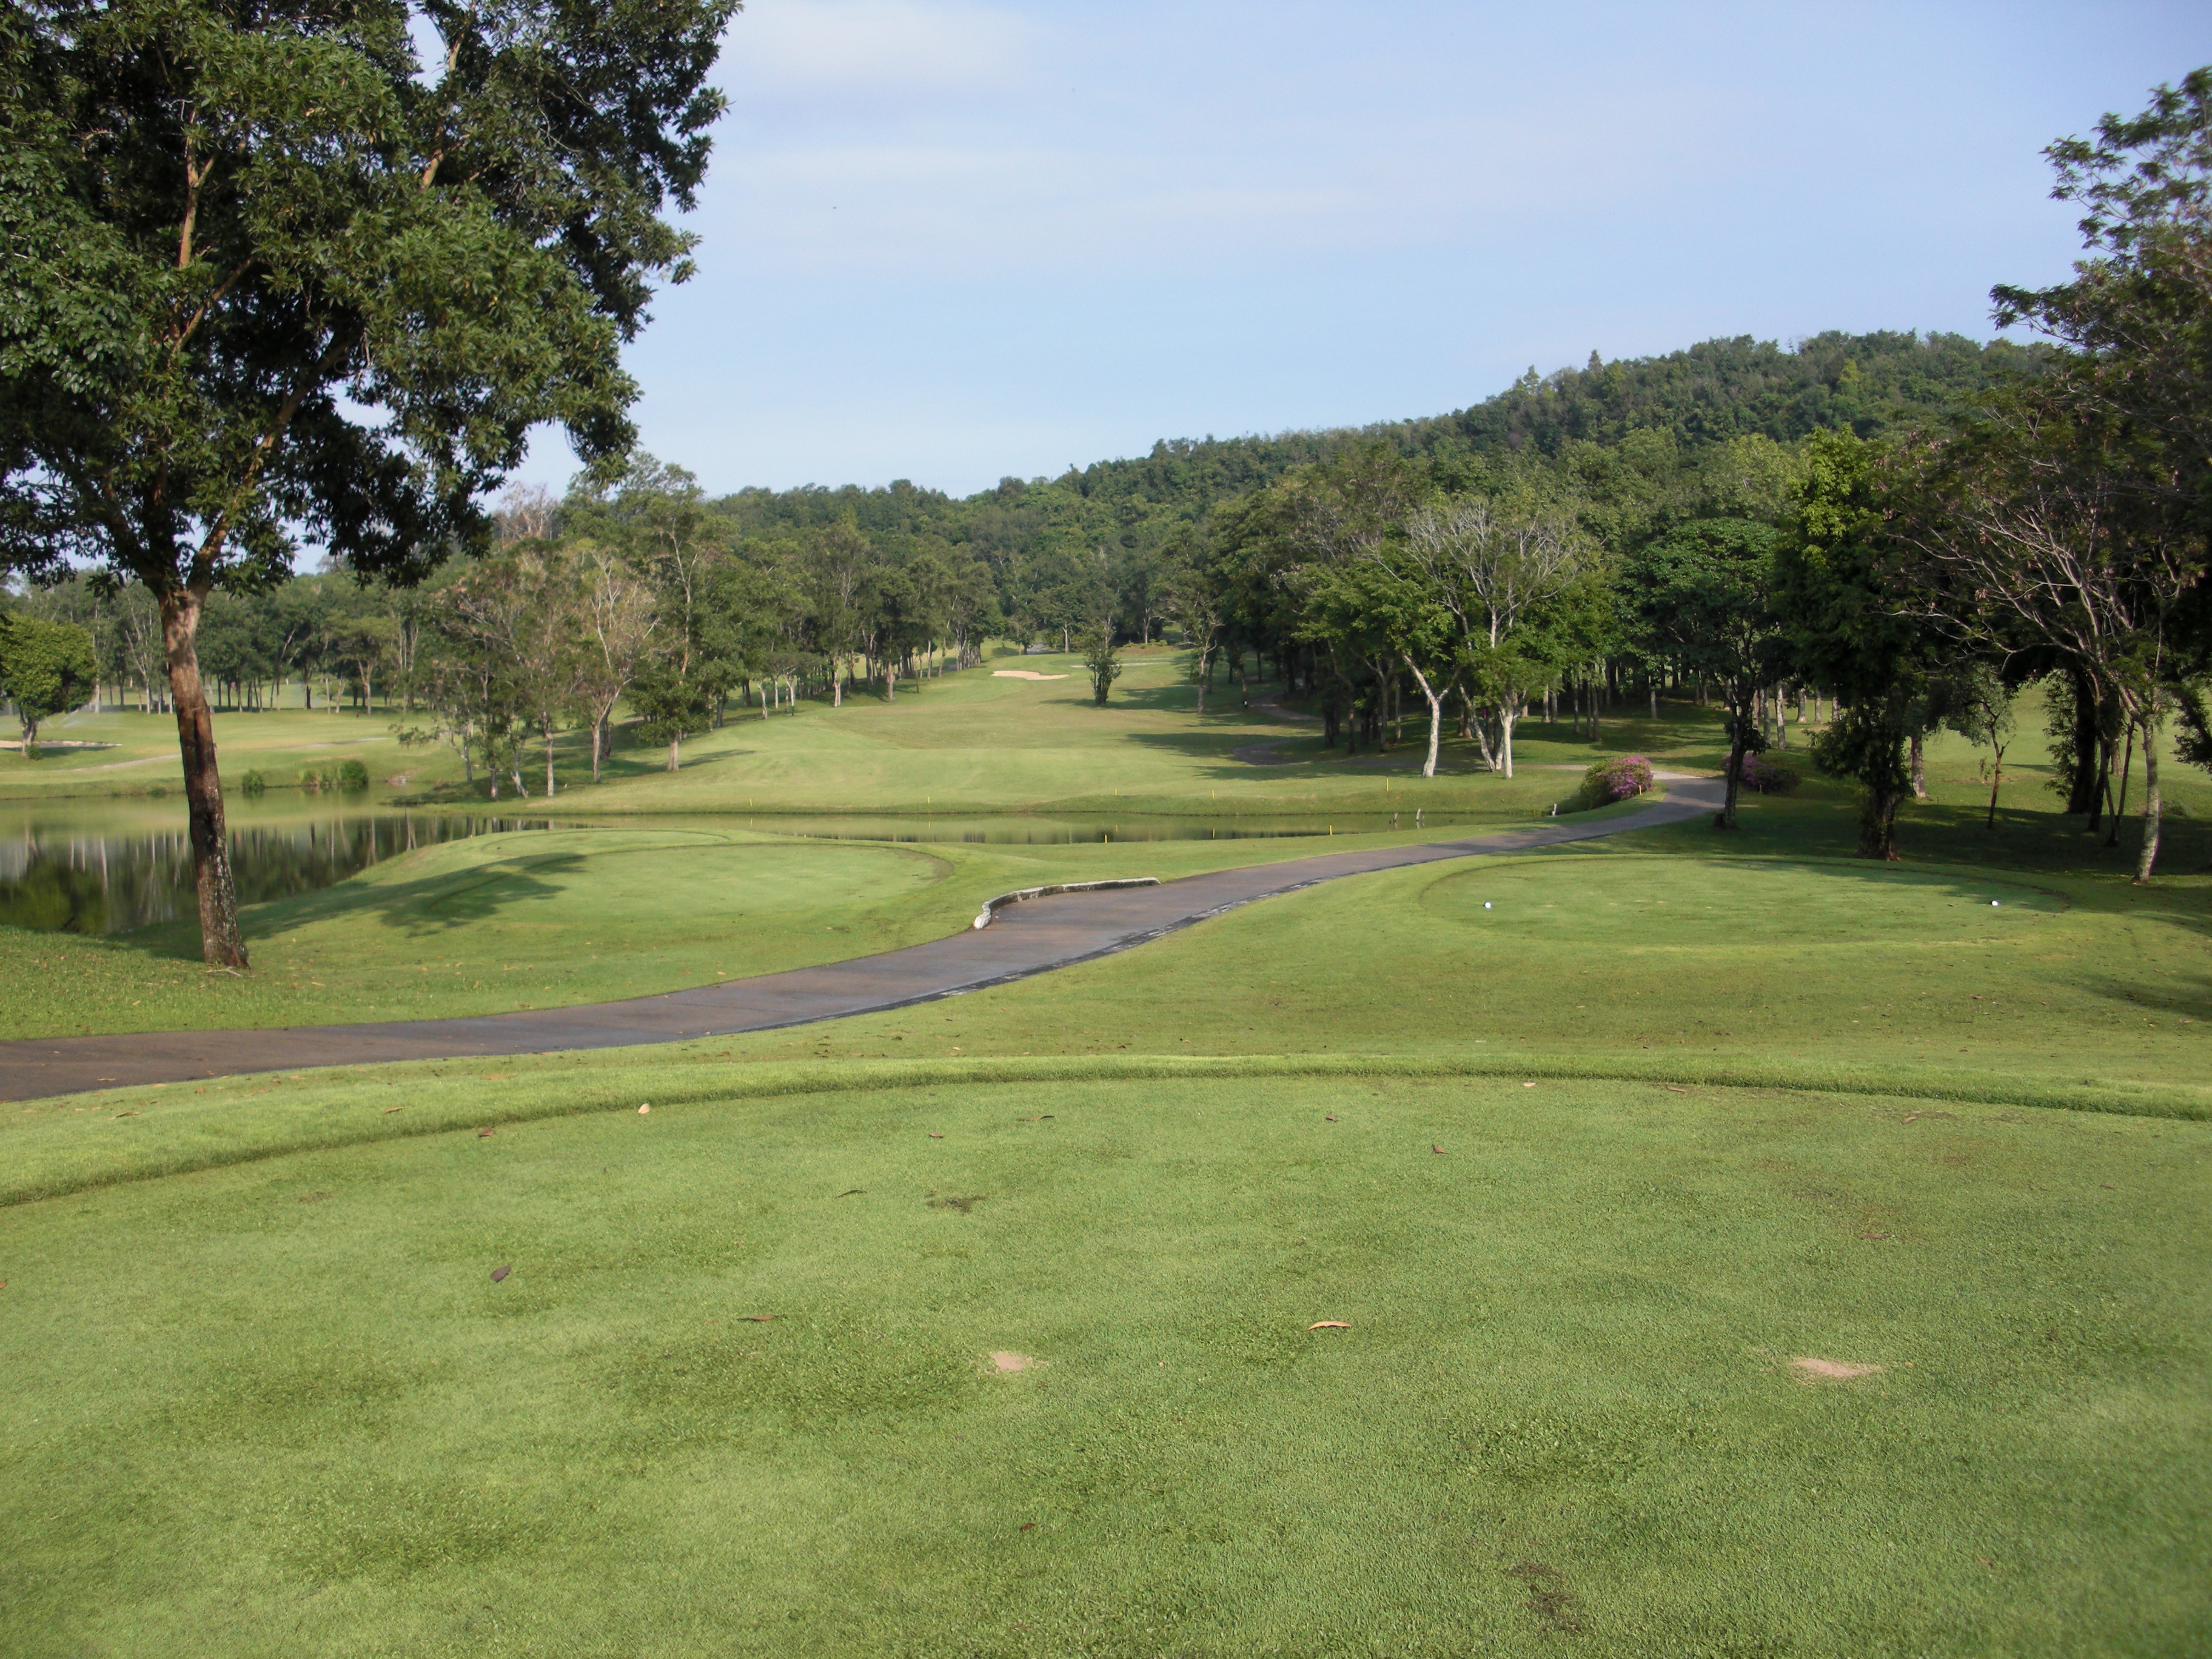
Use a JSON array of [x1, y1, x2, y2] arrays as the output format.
[[3, 1070, 2205, 1657], [5, 671, 2211, 1653]]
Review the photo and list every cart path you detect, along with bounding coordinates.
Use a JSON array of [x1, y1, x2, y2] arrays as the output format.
[[0, 776, 1723, 1101]]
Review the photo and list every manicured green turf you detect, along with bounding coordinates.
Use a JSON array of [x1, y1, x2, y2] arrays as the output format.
[[0, 802, 1650, 1039], [3, 1071, 2205, 1657], [7, 673, 2211, 1653]]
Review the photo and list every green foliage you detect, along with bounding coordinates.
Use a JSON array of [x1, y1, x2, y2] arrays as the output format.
[[335, 759, 369, 791], [0, 0, 737, 595], [238, 769, 266, 796], [1081, 622, 1122, 705], [1813, 699, 1912, 859], [0, 612, 98, 751]]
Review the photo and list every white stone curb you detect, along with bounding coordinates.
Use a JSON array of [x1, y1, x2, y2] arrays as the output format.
[[973, 877, 1161, 930]]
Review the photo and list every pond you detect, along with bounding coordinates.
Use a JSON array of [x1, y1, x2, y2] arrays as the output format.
[[0, 802, 1480, 936], [0, 800, 558, 935]]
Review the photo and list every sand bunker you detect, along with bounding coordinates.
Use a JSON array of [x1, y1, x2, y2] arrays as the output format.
[[992, 669, 1068, 680], [1791, 1357, 1884, 1382]]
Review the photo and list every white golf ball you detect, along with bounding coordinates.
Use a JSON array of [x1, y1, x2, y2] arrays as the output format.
[[1484, 901, 1492, 910]]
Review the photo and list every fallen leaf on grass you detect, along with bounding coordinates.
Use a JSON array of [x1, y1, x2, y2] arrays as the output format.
[[637, 1103, 651, 1114], [477, 1127, 495, 1138], [834, 1188, 866, 1199], [1019, 1522, 1035, 1532], [112, 1110, 138, 1118], [382, 1105, 404, 1114], [1432, 1144, 1444, 1155], [1521, 1082, 1537, 1089], [297, 1192, 331, 1204], [490, 1265, 511, 1283], [928, 1131, 943, 1139], [741, 1315, 775, 1323], [1324, 1114, 1338, 1122], [481, 1074, 510, 1081], [1664, 1086, 1690, 1094], [1309, 1321, 1350, 1330]]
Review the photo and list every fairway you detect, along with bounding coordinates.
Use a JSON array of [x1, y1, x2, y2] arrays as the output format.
[[4, 683, 2209, 1654], [4, 1070, 2204, 1657]]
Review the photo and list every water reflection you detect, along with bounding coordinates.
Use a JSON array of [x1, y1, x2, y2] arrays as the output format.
[[0, 808, 555, 934]]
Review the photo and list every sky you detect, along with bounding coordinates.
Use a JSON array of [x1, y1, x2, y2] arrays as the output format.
[[511, 0, 2211, 500]]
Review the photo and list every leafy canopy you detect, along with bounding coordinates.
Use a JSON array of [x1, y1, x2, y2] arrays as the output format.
[[0, 0, 736, 595]]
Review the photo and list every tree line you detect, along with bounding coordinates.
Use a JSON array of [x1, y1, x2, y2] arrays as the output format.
[[1146, 70, 2212, 883]]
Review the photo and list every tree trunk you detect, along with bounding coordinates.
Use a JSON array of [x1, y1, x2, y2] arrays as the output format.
[[1986, 742, 2006, 831], [1719, 731, 1746, 830], [1404, 655, 1443, 779], [2106, 722, 2134, 848], [2065, 668, 2100, 814], [831, 660, 844, 708], [1860, 783, 1904, 860], [1909, 731, 1926, 800], [2134, 709, 2162, 883], [1500, 702, 1519, 778], [667, 737, 682, 772], [161, 588, 247, 967], [543, 716, 557, 797], [591, 710, 605, 783]]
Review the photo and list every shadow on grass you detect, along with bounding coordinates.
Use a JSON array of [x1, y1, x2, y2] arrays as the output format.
[[127, 849, 586, 960]]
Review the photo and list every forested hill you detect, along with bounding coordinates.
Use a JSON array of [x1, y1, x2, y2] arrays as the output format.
[[712, 329, 2042, 561]]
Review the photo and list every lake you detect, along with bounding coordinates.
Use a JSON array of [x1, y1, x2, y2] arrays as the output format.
[[0, 800, 558, 934], [0, 802, 1475, 934]]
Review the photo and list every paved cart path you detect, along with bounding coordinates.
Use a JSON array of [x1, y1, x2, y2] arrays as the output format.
[[0, 777, 1723, 1101]]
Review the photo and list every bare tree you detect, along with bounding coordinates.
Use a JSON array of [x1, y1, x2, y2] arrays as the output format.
[[578, 544, 657, 781], [1400, 495, 1587, 777]]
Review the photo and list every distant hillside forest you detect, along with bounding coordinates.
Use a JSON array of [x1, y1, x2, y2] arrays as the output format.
[[711, 330, 2045, 594]]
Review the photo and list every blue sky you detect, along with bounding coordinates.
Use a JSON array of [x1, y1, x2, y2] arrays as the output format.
[[515, 0, 2210, 499]]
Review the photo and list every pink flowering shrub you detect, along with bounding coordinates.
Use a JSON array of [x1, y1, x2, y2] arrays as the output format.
[[1572, 754, 1655, 809], [1738, 752, 1800, 795]]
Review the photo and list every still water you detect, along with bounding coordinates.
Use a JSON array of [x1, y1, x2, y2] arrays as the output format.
[[0, 802, 1473, 934], [0, 801, 557, 934]]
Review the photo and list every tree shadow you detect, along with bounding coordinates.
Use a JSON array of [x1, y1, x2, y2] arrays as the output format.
[[127, 845, 585, 959]]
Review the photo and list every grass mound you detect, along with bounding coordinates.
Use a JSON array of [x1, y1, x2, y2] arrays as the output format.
[[3, 1072, 2204, 1655]]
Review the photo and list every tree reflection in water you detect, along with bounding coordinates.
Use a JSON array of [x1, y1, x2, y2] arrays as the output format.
[[0, 814, 554, 934]]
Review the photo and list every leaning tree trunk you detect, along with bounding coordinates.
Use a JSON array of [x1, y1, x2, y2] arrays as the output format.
[[160, 588, 248, 968], [1403, 655, 1443, 779], [2133, 707, 2163, 884]]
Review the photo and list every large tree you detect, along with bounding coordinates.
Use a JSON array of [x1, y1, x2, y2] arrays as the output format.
[[1638, 518, 1789, 829], [0, 0, 735, 962], [0, 611, 98, 752]]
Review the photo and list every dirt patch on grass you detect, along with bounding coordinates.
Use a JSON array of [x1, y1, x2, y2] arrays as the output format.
[[991, 671, 1068, 681], [1791, 1356, 1884, 1382], [1506, 1561, 1583, 1633], [988, 1351, 1042, 1373]]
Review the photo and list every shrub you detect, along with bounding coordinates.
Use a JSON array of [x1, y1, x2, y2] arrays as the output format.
[[299, 766, 326, 791], [238, 769, 267, 796], [1571, 754, 1656, 811], [1738, 752, 1800, 796], [335, 759, 370, 790]]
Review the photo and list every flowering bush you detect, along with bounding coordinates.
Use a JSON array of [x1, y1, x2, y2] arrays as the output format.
[[1738, 752, 1800, 796], [1571, 754, 1655, 810]]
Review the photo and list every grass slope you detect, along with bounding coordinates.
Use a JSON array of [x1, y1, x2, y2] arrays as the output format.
[[3, 1072, 2205, 1657]]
